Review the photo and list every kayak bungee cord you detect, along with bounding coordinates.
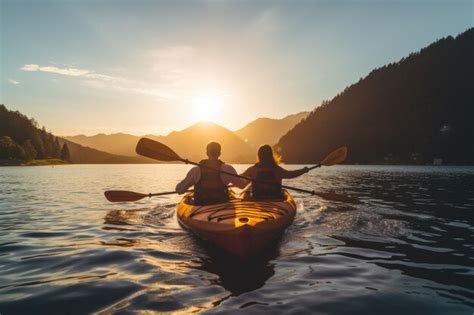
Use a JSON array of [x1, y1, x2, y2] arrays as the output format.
[[189, 199, 291, 222]]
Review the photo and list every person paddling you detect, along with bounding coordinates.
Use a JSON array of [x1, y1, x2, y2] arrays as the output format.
[[175, 141, 247, 205], [241, 145, 309, 199]]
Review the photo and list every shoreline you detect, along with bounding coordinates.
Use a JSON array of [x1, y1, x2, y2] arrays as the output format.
[[0, 159, 70, 166]]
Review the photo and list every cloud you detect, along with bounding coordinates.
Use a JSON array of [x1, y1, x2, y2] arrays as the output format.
[[8, 79, 20, 85], [19, 46, 202, 102], [21, 64, 90, 76]]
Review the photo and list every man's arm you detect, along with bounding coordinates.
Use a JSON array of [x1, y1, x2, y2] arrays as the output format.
[[175, 167, 200, 194]]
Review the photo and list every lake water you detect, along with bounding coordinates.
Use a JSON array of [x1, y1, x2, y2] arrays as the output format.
[[0, 165, 473, 314]]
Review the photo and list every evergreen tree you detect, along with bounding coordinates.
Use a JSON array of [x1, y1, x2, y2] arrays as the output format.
[[23, 139, 37, 161], [61, 143, 71, 161], [53, 137, 61, 158]]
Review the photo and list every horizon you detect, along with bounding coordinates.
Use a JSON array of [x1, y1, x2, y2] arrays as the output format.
[[1, 0, 473, 136]]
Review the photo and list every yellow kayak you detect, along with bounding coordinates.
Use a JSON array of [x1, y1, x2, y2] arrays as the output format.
[[177, 190, 297, 258]]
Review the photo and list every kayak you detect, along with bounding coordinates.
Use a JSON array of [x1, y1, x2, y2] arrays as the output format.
[[177, 190, 297, 258]]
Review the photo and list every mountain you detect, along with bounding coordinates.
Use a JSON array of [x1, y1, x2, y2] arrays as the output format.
[[64, 112, 309, 159], [0, 104, 156, 164], [1, 104, 64, 162], [65, 133, 140, 157], [57, 138, 156, 164], [277, 28, 474, 165], [147, 122, 255, 163], [235, 112, 309, 148]]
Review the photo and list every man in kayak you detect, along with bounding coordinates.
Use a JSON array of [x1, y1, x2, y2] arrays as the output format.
[[175, 141, 247, 205], [240, 145, 309, 199]]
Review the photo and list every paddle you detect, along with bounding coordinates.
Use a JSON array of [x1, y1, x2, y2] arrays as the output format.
[[104, 189, 193, 202], [308, 146, 348, 170], [136, 138, 359, 204]]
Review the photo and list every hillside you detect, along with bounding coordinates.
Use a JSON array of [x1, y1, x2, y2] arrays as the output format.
[[0, 104, 156, 165], [64, 133, 140, 157], [58, 139, 156, 164], [277, 28, 474, 165], [235, 112, 309, 148], [1, 104, 66, 163]]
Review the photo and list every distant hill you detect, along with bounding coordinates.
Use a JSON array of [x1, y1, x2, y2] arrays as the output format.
[[277, 28, 474, 165], [235, 112, 309, 148], [65, 133, 140, 157], [65, 112, 309, 160], [148, 122, 255, 163], [57, 138, 156, 164]]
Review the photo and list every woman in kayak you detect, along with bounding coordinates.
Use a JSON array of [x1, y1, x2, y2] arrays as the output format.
[[241, 144, 309, 199]]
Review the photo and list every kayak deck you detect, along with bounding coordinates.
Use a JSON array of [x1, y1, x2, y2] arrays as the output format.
[[177, 190, 297, 257]]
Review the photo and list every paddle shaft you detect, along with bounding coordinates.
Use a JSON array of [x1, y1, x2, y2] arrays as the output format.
[[181, 158, 322, 196], [149, 189, 193, 197]]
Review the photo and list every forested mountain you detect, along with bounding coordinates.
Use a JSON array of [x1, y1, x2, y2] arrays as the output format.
[[0, 105, 156, 164], [0, 104, 66, 162], [277, 28, 474, 165], [235, 112, 309, 148]]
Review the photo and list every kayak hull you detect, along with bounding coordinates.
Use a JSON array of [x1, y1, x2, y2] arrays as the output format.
[[177, 190, 297, 258]]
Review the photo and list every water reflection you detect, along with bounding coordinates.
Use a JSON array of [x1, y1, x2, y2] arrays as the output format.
[[193, 239, 279, 296]]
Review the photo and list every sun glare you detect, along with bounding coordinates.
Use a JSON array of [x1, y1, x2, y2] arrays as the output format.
[[192, 93, 223, 122]]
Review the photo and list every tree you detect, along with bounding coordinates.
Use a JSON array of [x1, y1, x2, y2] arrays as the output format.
[[22, 139, 37, 161], [0, 136, 24, 160], [61, 143, 71, 161], [53, 137, 61, 158]]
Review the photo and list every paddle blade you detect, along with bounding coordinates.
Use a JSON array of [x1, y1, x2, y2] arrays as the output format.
[[136, 138, 181, 161], [315, 191, 360, 204], [104, 190, 147, 202], [320, 146, 348, 166]]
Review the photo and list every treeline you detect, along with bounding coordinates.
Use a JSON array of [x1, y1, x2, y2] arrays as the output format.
[[0, 104, 70, 162], [278, 28, 474, 165]]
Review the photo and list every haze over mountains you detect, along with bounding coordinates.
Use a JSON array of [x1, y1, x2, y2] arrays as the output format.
[[235, 112, 309, 148], [64, 112, 309, 162], [278, 28, 474, 165]]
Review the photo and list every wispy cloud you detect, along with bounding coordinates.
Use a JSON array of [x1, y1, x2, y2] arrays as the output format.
[[20, 63, 171, 99], [8, 79, 20, 85], [21, 64, 89, 76], [20, 45, 207, 102]]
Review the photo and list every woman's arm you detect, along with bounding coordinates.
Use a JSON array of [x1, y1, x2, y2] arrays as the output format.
[[279, 166, 309, 179], [240, 165, 254, 179]]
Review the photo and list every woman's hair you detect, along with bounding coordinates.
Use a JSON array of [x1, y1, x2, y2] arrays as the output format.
[[257, 145, 281, 167]]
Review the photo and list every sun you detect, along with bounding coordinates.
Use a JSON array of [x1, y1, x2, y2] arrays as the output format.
[[191, 93, 222, 122]]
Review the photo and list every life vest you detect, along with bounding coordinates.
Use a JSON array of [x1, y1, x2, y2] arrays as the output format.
[[252, 165, 282, 199], [194, 159, 229, 205]]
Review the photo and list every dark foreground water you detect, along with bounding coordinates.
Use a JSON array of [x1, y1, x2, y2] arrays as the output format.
[[0, 165, 473, 314]]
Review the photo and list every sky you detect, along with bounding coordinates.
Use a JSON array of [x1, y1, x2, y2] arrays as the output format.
[[1, 0, 473, 136]]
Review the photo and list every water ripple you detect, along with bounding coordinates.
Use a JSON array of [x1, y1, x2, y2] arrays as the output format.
[[0, 165, 473, 314]]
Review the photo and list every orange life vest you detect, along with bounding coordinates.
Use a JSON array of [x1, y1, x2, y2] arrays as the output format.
[[194, 159, 229, 205], [252, 165, 282, 199]]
